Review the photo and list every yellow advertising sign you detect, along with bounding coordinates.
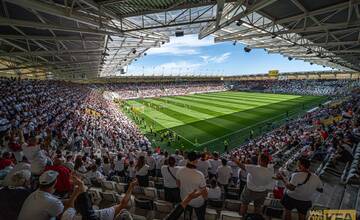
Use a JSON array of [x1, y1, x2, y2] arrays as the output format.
[[321, 115, 342, 126], [85, 108, 102, 117], [309, 209, 356, 220], [268, 70, 279, 77]]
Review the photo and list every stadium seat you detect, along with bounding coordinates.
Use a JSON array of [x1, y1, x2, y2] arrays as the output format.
[[149, 180, 155, 187], [158, 189, 165, 200], [154, 200, 173, 212], [224, 199, 242, 211], [134, 197, 153, 210], [117, 176, 127, 183], [132, 214, 147, 220], [83, 177, 92, 186], [227, 187, 240, 200], [155, 181, 164, 189], [115, 182, 127, 194], [220, 210, 241, 220], [208, 199, 224, 209], [101, 180, 116, 191], [131, 208, 150, 220], [100, 191, 118, 204], [112, 175, 121, 183], [88, 189, 102, 206], [133, 185, 145, 195], [153, 200, 173, 219], [205, 208, 218, 220], [144, 187, 157, 200], [263, 199, 283, 219]]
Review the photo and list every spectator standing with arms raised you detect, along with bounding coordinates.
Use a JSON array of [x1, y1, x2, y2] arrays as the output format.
[[236, 154, 274, 216]]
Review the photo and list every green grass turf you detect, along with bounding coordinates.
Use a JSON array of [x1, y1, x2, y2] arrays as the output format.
[[121, 91, 327, 153]]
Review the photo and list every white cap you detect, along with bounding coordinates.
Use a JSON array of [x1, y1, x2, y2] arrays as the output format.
[[39, 170, 58, 185], [8, 170, 31, 187]]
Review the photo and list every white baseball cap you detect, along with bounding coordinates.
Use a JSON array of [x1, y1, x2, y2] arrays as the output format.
[[39, 170, 58, 185], [8, 170, 31, 187]]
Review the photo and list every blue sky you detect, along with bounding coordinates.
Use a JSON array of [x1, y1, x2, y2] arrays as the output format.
[[127, 34, 332, 76]]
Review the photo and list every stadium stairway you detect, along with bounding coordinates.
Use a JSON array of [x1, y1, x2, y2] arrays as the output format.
[[313, 182, 345, 209], [340, 185, 359, 210]]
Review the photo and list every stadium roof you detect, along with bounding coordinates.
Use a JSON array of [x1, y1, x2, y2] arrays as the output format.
[[0, 0, 359, 79], [211, 0, 360, 72]]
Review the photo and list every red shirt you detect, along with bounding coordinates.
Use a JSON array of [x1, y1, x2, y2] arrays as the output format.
[[0, 159, 12, 170], [320, 130, 329, 140], [9, 142, 21, 152], [44, 165, 72, 193]]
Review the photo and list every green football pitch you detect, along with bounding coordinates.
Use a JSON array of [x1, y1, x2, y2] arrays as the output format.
[[121, 91, 327, 152]]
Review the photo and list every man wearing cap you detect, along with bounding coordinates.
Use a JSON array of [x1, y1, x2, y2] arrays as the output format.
[[44, 157, 72, 197], [18, 170, 64, 220], [3, 156, 30, 186], [0, 170, 32, 220]]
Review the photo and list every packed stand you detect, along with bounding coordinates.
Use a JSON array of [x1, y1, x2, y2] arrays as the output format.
[[94, 81, 225, 100], [0, 77, 360, 220], [229, 79, 359, 96]]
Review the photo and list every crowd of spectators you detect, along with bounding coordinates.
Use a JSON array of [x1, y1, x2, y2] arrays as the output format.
[[0, 77, 359, 220], [229, 79, 359, 96], [96, 81, 225, 100]]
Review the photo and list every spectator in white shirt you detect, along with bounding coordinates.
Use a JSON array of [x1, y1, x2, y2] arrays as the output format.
[[128, 161, 135, 180], [161, 156, 180, 203], [172, 149, 184, 165], [114, 154, 125, 176], [178, 152, 188, 167], [196, 153, 211, 179], [3, 157, 30, 186], [135, 156, 149, 187], [277, 158, 323, 220], [74, 156, 87, 175], [18, 170, 64, 220], [176, 151, 207, 220], [217, 158, 232, 197], [155, 151, 165, 177], [208, 152, 221, 179], [102, 156, 112, 176], [236, 154, 274, 216], [146, 151, 156, 177], [227, 158, 240, 185], [86, 165, 105, 187], [207, 179, 222, 200], [21, 135, 48, 175], [239, 158, 251, 194]]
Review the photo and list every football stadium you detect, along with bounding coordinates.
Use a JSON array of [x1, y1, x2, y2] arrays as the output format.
[[123, 91, 326, 152], [1, 1, 360, 220]]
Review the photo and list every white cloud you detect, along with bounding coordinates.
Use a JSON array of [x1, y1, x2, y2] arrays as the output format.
[[201, 52, 231, 63], [128, 52, 232, 76], [147, 34, 214, 56], [128, 61, 204, 75]]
